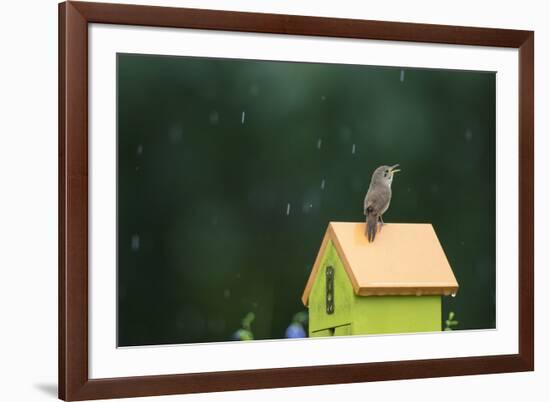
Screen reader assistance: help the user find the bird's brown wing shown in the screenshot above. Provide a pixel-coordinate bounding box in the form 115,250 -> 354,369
364,186 -> 391,242
365,185 -> 391,215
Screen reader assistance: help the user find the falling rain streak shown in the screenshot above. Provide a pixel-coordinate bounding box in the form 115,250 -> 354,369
241,111 -> 246,124
400,69 -> 405,82
131,234 -> 140,251
286,203 -> 291,216
352,144 -> 356,154
209,111 -> 219,125
317,138 -> 322,149
302,202 -> 313,214
320,179 -> 325,190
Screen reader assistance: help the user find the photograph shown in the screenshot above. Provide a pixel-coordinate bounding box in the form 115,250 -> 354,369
117,53 -> 495,347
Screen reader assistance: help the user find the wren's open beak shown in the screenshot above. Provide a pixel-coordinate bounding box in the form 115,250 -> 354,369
390,164 -> 401,175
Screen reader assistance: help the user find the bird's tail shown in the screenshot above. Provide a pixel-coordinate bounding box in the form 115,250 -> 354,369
365,207 -> 377,242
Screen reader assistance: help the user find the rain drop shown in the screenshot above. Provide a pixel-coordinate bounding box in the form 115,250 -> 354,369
131,234 -> 140,251
209,111 -> 219,125
169,126 -> 183,143
400,69 -> 405,82
302,202 -> 314,214
317,138 -> 322,149
286,203 -> 291,216
352,144 -> 356,154
241,111 -> 246,124
451,293 -> 457,298
249,84 -> 259,96
320,179 -> 326,190
321,95 -> 326,101
136,144 -> 143,155
465,129 -> 473,141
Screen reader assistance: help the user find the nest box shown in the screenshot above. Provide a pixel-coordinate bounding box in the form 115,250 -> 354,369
301,222 -> 459,337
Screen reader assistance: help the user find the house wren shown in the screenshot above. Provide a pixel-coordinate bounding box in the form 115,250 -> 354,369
364,164 -> 400,242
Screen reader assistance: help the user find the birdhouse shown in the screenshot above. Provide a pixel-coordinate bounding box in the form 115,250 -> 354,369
301,222 -> 459,337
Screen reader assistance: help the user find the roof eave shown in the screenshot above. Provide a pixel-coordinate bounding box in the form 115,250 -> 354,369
356,285 -> 459,297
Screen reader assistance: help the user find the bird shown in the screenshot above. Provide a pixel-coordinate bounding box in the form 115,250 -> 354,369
364,164 -> 400,242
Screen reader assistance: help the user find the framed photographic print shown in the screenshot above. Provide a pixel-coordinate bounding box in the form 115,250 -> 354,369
59,1 -> 534,400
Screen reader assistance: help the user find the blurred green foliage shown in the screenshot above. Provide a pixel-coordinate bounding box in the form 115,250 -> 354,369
232,312 -> 255,341
444,311 -> 459,331
117,53 -> 495,346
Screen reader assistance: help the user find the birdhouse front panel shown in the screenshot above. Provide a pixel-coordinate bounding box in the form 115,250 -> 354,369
352,295 -> 441,335
308,240 -> 354,335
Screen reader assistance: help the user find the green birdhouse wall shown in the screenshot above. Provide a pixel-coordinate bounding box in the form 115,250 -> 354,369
302,223 -> 459,337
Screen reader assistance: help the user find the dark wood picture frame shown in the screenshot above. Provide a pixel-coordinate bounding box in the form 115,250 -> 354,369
59,1 -> 534,400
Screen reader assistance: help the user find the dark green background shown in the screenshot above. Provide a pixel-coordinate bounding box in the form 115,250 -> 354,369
117,53 -> 496,346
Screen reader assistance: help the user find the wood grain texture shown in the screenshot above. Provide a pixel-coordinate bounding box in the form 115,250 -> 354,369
72,1 -> 531,47
58,4 -> 66,399
518,33 -> 535,370
59,2 -> 89,400
58,1 -> 534,400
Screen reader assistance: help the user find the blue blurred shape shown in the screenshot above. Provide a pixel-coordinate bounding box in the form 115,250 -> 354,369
285,323 -> 306,338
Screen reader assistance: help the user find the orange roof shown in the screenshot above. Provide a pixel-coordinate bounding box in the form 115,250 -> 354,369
301,222 -> 459,305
